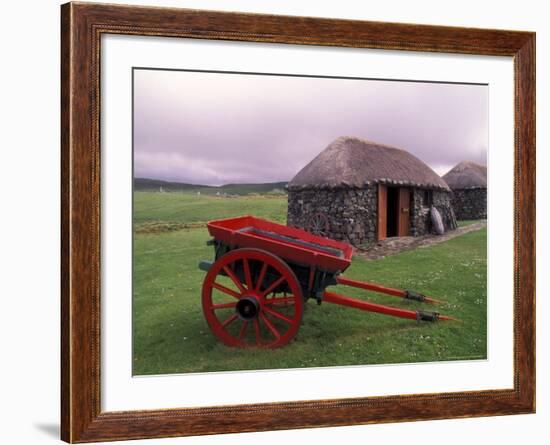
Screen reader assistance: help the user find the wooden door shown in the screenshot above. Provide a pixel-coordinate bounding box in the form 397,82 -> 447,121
397,188 -> 410,236
377,184 -> 387,240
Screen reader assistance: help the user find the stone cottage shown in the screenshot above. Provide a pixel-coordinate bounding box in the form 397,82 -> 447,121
287,136 -> 457,246
442,161 -> 487,220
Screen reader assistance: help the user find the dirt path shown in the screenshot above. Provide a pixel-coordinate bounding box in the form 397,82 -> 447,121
355,221 -> 487,260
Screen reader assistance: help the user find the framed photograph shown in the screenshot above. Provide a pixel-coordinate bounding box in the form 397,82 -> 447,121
61,2 -> 535,442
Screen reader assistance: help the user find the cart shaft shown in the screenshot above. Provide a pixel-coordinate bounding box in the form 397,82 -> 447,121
323,291 -> 454,322
336,276 -> 441,304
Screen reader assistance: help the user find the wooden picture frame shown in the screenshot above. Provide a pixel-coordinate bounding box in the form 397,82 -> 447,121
61,2 -> 535,442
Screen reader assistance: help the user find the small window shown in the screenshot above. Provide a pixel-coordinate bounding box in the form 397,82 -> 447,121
422,190 -> 433,207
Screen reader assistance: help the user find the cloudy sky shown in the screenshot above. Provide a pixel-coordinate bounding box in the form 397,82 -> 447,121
133,68 -> 487,186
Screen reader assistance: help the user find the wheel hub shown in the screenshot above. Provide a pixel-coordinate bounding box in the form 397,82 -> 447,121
236,296 -> 260,321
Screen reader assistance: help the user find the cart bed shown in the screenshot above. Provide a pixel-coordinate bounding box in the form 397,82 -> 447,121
207,215 -> 353,273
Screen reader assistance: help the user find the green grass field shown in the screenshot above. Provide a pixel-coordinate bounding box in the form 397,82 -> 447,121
134,191 -> 287,233
133,191 -> 487,375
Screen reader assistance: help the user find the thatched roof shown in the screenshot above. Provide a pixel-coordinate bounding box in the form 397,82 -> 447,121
289,136 -> 450,191
442,161 -> 487,189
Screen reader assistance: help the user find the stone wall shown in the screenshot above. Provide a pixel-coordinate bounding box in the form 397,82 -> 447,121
410,189 -> 430,237
287,186 -> 457,247
410,189 -> 457,236
450,188 -> 487,220
287,186 -> 377,246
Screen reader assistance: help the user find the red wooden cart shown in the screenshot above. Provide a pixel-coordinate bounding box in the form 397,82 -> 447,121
199,215 -> 454,348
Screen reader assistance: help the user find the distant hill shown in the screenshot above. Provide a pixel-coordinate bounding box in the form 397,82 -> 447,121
134,178 -> 288,195
134,178 -> 213,191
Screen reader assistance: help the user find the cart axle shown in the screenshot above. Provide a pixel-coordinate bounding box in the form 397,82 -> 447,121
236,296 -> 260,321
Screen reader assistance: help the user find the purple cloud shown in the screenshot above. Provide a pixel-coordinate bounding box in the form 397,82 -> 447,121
134,69 -> 487,185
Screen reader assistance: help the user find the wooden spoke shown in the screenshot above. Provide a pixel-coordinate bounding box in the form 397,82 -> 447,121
239,321 -> 248,340
211,301 -> 237,310
261,275 -> 286,297
222,265 -> 246,294
253,319 -> 262,346
212,282 -> 241,299
243,258 -> 253,290
262,306 -> 293,324
221,313 -> 238,329
260,313 -> 281,340
255,262 -> 268,292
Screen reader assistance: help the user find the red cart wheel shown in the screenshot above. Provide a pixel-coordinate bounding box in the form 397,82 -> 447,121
202,248 -> 303,348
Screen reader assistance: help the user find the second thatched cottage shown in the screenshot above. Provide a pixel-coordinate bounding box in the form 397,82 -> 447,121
442,161 -> 487,220
287,136 -> 457,246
